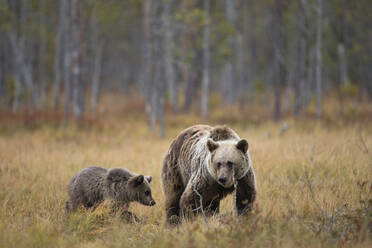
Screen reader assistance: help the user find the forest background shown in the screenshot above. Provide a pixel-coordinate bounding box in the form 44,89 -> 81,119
0,1 -> 371,247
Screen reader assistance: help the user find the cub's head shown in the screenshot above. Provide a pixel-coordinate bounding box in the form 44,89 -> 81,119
207,138 -> 250,188
128,175 -> 156,206
106,169 -> 155,206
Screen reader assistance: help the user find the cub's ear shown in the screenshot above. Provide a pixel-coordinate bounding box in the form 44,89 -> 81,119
236,139 -> 249,154
107,169 -> 124,182
129,175 -> 144,187
145,176 -> 152,183
207,139 -> 219,153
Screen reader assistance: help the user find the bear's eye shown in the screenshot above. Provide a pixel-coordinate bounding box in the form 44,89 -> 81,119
227,161 -> 233,168
217,162 -> 222,168
145,191 -> 150,196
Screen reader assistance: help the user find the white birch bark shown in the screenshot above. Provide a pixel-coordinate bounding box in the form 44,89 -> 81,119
201,0 -> 210,119
163,0 -> 178,113
315,0 -> 323,119
224,0 -> 235,104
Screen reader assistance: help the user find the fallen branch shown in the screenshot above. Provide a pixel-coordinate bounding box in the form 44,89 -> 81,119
232,169 -> 238,222
193,187 -> 209,226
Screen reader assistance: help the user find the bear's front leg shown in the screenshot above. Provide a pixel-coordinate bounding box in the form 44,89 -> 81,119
236,168 -> 256,215
180,182 -> 206,221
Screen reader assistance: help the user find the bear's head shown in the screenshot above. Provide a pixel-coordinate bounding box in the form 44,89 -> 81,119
106,169 -> 156,206
207,138 -> 250,188
128,174 -> 156,206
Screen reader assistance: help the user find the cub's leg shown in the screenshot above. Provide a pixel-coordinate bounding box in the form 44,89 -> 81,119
162,157 -> 185,225
235,168 -> 257,215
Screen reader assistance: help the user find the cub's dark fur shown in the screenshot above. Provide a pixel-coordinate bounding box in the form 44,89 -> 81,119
66,166 -> 155,220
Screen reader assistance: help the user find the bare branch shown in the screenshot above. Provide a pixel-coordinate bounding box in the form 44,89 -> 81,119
193,187 -> 209,226
232,169 -> 238,222
303,166 -> 328,218
357,131 -> 372,161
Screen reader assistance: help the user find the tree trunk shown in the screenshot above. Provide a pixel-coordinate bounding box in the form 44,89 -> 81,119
201,0 -> 210,119
0,39 -> 6,107
9,34 -> 36,112
38,0 -> 47,108
12,61 -> 22,113
305,47 -> 315,107
8,0 -> 37,112
182,0 -> 197,112
294,0 -> 306,115
90,12 -> 103,113
224,0 -> 235,104
153,37 -> 165,137
272,0 -> 282,121
146,0 -> 166,137
241,0 -> 256,109
163,0 -> 178,113
337,43 -> 347,115
315,0 -> 323,120
142,0 -> 154,129
71,0 -> 84,122
53,0 -> 68,111
63,0 -> 72,127
91,41 -> 103,113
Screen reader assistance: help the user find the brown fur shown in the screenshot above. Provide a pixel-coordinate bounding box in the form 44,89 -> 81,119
161,125 -> 256,225
66,166 -> 156,222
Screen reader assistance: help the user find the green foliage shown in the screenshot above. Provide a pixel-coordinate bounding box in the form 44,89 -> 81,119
0,0 -> 13,32
0,0 -> 371,115
341,83 -> 358,97
214,20 -> 235,59
255,80 -> 266,94
94,1 -> 122,32
5,75 -> 15,102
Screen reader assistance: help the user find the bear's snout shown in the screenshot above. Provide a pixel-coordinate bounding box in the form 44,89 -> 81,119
149,200 -> 156,206
218,177 -> 227,184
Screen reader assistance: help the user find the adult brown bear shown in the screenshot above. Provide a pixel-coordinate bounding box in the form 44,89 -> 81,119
161,125 -> 256,225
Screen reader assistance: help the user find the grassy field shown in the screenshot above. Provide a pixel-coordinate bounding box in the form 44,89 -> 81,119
0,100 -> 371,248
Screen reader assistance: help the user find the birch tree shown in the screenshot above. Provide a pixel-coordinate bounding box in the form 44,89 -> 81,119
294,0 -> 306,115
224,0 -> 235,104
8,0 -> 37,112
272,0 -> 283,121
63,0 -> 72,126
163,0 -> 178,113
38,0 -> 46,108
90,11 -> 103,113
53,0 -> 68,111
142,0 -> 154,129
71,0 -> 84,121
201,0 -> 210,118
315,0 -> 323,119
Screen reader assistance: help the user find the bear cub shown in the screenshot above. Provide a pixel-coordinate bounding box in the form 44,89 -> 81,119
66,166 -> 156,219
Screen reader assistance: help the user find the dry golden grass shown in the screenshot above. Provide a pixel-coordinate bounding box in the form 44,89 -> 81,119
0,99 -> 371,248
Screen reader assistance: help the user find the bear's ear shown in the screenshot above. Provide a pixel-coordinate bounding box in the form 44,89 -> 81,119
145,176 -> 152,183
129,175 -> 144,187
207,139 -> 219,153
236,139 -> 249,154
107,169 -> 124,182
